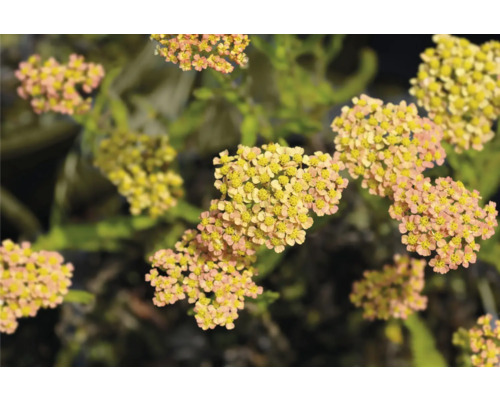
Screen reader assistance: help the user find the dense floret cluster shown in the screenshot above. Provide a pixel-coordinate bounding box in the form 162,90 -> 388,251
389,175 -> 498,273
410,35 -> 500,151
332,95 -> 445,197
15,54 -> 104,115
147,144 -> 349,330
94,131 -> 184,217
0,240 -> 73,334
212,144 -> 348,252
454,314 -> 500,367
350,254 -> 427,320
150,34 -> 250,74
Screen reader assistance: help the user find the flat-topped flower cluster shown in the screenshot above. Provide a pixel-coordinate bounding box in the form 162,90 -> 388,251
390,175 -> 497,273
150,34 -> 250,74
94,131 -> 184,218
410,34 -> 500,151
147,143 -> 349,329
454,314 -> 500,367
332,95 -> 445,198
0,240 -> 73,334
15,54 -> 104,115
350,254 -> 427,320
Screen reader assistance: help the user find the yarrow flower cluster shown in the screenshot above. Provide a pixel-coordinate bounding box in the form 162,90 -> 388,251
147,143 -> 349,330
0,240 -> 73,334
389,175 -> 498,273
15,54 -> 104,115
410,35 -> 500,151
212,143 -> 348,252
94,131 -> 184,218
454,314 -> 500,367
350,254 -> 427,320
150,34 -> 250,74
147,230 -> 261,331
332,95 -> 445,198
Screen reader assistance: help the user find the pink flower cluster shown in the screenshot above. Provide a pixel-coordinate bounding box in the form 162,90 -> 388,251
350,254 -> 427,320
332,95 -> 445,197
15,54 -> 104,115
150,34 -> 250,74
147,230 -> 260,331
0,240 -> 73,334
455,314 -> 500,367
410,35 -> 500,151
390,175 -> 498,273
147,143 -> 349,330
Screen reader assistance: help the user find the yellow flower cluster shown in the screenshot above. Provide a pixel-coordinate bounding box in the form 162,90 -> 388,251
332,95 -> 445,197
147,143 -> 349,330
212,143 -> 348,252
454,314 -> 500,367
350,254 -> 427,320
151,34 -> 250,74
94,131 -> 183,218
0,240 -> 73,334
410,35 -> 500,151
15,54 -> 104,115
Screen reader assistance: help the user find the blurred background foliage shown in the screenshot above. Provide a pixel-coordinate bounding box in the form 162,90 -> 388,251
1,34 -> 499,366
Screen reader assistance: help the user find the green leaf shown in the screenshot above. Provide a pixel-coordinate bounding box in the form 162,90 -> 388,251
247,290 -> 280,313
33,215 -> 158,252
110,97 -> 129,131
404,314 -> 447,367
255,247 -> 286,280
64,289 -> 95,305
193,87 -> 215,101
166,199 -> 202,224
240,114 -> 259,146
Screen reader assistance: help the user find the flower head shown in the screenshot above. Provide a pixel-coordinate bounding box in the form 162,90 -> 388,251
0,240 -> 73,334
15,54 -> 104,115
453,314 -> 500,367
410,35 -> 500,151
94,131 -> 184,217
350,254 -> 427,320
151,34 -> 250,74
389,175 -> 498,273
332,95 -> 445,197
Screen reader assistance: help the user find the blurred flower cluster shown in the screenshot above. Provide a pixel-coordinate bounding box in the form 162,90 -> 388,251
15,54 -> 104,115
332,95 -> 445,197
94,131 -> 184,218
454,314 -> 500,367
150,34 -> 250,73
390,176 -> 498,273
350,254 -> 427,320
147,143 -> 349,330
0,240 -> 73,334
410,35 -> 500,151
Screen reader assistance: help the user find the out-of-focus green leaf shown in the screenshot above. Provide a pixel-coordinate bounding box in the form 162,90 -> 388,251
110,97 -> 129,131
240,114 -> 259,146
404,314 -> 447,367
166,199 -> 202,224
247,290 -> 280,313
255,248 -> 286,280
193,87 -> 215,101
33,215 -> 157,252
64,289 -> 95,305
